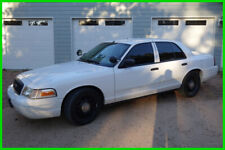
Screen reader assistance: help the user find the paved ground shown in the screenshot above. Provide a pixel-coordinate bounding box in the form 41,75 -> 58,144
3,70 -> 223,147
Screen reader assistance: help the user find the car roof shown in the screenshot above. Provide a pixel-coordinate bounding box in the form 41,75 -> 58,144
111,38 -> 178,45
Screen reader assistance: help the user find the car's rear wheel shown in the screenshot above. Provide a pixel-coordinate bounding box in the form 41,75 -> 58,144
179,71 -> 201,97
63,88 -> 103,125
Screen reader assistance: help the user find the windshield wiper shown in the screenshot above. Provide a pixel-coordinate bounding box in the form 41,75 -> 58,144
80,58 -> 99,64
86,59 -> 99,64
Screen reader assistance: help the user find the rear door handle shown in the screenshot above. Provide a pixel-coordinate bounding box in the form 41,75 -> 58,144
151,67 -> 159,71
182,63 -> 187,66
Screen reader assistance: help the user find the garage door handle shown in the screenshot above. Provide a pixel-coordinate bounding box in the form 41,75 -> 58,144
182,63 -> 187,66
151,67 -> 159,71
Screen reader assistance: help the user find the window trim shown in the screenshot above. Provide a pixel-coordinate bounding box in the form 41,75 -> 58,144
118,42 -> 156,69
154,41 -> 187,63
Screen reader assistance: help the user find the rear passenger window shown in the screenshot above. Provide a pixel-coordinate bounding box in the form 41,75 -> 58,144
155,42 -> 186,62
171,43 -> 186,59
124,43 -> 154,66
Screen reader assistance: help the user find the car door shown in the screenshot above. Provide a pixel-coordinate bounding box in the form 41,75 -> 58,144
114,42 -> 161,102
153,41 -> 188,92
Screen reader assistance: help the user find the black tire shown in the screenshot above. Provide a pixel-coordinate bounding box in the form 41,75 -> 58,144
179,71 -> 201,97
63,88 -> 103,125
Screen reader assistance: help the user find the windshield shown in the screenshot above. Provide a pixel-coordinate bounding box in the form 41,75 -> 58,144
78,42 -> 130,67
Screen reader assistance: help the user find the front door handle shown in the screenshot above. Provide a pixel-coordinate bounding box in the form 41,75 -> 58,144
182,63 -> 187,66
151,67 -> 159,71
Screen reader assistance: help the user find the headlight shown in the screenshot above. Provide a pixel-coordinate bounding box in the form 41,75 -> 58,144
22,87 -> 57,99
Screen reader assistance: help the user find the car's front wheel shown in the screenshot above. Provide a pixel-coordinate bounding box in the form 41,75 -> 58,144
179,71 -> 201,97
63,87 -> 103,125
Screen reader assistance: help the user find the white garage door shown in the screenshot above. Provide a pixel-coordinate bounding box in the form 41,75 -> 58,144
73,18 -> 132,59
151,18 -> 216,55
3,19 -> 54,69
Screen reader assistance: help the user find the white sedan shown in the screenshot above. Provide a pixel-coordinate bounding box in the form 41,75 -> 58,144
7,39 -> 218,125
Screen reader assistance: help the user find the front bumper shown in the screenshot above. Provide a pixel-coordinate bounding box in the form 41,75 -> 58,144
7,85 -> 62,119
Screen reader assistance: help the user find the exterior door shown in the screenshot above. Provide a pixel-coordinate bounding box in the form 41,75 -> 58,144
153,41 -> 188,91
114,42 -> 161,102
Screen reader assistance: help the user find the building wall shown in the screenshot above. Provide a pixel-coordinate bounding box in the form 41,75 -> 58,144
3,2 -> 223,68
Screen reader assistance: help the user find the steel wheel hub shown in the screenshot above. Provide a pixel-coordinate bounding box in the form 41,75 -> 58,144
81,102 -> 91,113
188,80 -> 195,90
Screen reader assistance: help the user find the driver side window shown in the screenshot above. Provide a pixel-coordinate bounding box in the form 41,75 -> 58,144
121,42 -> 154,67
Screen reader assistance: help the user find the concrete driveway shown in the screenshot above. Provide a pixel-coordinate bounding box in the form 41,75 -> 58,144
3,70 -> 222,147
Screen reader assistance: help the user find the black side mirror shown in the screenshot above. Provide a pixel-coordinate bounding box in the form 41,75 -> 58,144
76,49 -> 83,56
120,58 -> 135,68
109,56 -> 118,64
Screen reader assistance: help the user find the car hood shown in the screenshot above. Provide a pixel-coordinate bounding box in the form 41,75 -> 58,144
17,61 -> 111,88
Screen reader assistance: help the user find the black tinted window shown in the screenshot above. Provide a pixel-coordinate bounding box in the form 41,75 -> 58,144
4,21 -> 22,25
28,20 -> 48,26
186,20 -> 206,25
171,43 -> 186,59
79,20 -> 98,26
156,42 -> 186,62
158,20 -> 178,25
105,20 -> 125,26
125,43 -> 154,66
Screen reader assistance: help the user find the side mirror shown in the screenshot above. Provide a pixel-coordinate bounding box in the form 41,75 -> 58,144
109,56 -> 118,64
76,49 -> 83,56
120,58 -> 135,68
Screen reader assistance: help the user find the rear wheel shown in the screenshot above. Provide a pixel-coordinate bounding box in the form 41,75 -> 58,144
63,88 -> 103,125
179,71 -> 201,97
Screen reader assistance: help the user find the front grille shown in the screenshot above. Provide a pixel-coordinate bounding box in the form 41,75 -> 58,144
13,79 -> 24,95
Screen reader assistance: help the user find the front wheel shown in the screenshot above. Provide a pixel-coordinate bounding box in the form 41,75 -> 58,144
179,71 -> 201,97
63,88 -> 103,125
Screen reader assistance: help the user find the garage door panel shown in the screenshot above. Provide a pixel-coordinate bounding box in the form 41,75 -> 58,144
151,18 -> 216,55
3,19 -> 54,69
73,19 -> 132,59
151,19 -> 182,40
181,19 -> 215,55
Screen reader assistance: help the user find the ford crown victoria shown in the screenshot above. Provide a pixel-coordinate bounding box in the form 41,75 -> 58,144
7,39 -> 218,125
